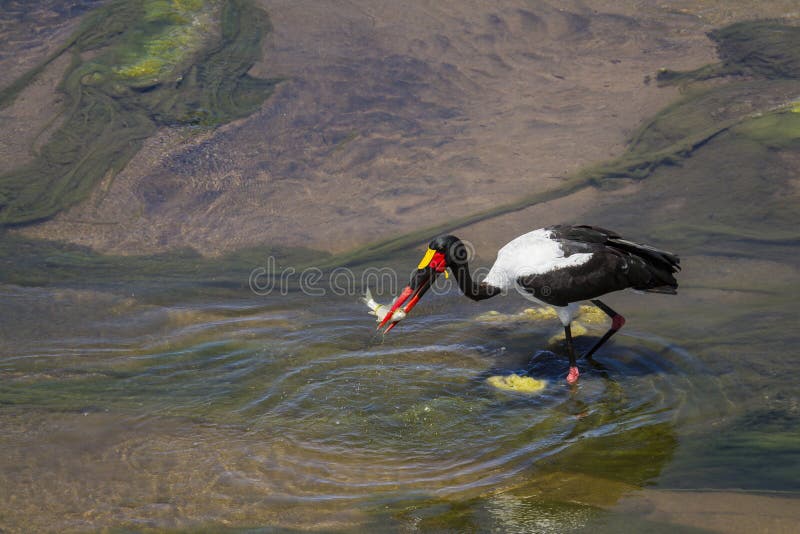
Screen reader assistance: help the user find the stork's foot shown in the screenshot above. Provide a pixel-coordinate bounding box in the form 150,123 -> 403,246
566,366 -> 580,385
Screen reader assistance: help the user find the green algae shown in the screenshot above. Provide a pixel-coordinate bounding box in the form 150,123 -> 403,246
664,408 -> 800,491
711,21 -> 800,78
0,0 -> 278,226
112,0 -> 217,87
733,106 -> 800,149
657,21 -> 800,84
381,422 -> 678,531
0,231 -> 322,290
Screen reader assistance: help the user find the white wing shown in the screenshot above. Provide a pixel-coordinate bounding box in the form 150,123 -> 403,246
483,228 -> 593,290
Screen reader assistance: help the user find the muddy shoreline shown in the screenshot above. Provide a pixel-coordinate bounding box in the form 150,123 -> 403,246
2,2 -> 798,261
4,0 -> 723,255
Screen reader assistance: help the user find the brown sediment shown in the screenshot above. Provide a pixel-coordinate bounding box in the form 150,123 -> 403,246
15,0 -> 723,255
0,53 -> 72,175
657,0 -> 800,26
4,1 -> 800,260
0,411 -> 372,532
0,1 -> 102,89
616,490 -> 800,534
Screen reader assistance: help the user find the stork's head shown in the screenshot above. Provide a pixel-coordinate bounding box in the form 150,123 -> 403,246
378,235 -> 467,332
428,235 -> 471,267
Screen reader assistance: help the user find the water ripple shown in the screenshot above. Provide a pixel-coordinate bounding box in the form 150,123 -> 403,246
0,292 -> 708,510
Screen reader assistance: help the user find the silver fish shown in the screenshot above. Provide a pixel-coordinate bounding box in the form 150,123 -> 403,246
362,288 -> 406,324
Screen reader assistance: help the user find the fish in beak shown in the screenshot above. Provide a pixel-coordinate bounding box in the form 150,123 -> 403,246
362,288 -> 407,324
378,247 -> 449,333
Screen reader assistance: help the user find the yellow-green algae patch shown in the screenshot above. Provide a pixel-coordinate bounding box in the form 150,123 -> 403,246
732,106 -> 800,149
112,0 -> 218,87
0,0 -> 278,226
474,306 -> 608,345
475,305 -> 607,325
486,374 -> 547,394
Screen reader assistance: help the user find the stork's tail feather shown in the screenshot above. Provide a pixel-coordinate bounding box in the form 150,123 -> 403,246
609,238 -> 680,293
609,238 -> 681,273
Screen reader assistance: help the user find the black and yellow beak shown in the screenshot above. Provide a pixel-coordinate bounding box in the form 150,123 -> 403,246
378,248 -> 449,333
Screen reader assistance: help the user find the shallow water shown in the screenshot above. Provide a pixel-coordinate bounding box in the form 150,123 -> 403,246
4,275 -> 792,531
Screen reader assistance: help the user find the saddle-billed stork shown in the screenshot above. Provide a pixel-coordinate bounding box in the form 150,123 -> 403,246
377,225 -> 680,384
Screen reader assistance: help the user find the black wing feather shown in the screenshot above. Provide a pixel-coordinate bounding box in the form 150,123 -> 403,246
518,225 -> 680,306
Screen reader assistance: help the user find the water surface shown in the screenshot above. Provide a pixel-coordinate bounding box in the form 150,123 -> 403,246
3,255 -> 797,532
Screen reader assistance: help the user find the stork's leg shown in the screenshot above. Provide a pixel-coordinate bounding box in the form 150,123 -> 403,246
584,299 -> 626,360
564,324 -> 579,384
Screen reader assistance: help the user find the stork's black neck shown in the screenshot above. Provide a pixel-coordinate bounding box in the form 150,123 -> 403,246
430,234 -> 501,301
450,262 -> 501,301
